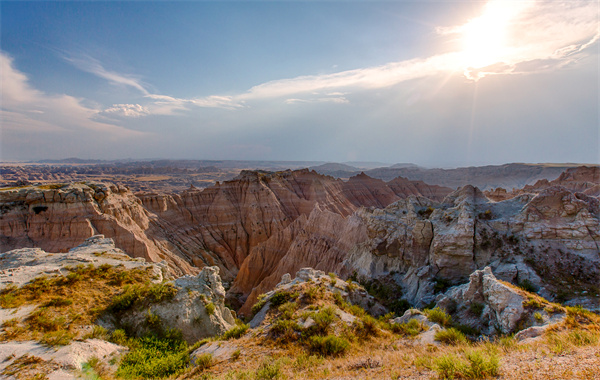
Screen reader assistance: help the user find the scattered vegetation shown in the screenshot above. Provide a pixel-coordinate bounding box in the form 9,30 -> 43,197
308,335 -> 350,357
434,328 -> 468,346
389,318 -> 427,336
424,307 -> 452,327
222,324 -> 249,340
434,349 -> 499,379
115,329 -> 190,379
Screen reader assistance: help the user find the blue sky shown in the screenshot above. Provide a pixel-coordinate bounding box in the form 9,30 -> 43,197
1,1 -> 598,167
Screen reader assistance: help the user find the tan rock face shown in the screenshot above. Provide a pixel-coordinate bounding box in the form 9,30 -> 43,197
0,183 -> 197,275
1,170 -> 446,287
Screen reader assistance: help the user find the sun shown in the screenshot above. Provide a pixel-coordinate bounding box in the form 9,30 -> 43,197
458,2 -> 524,68
461,16 -> 507,68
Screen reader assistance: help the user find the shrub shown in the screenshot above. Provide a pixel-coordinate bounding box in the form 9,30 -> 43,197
83,325 -> 108,340
271,319 -> 302,342
223,324 -> 249,340
469,302 -> 485,316
205,302 -> 216,315
251,294 -> 268,315
304,307 -> 336,337
308,335 -> 350,357
353,314 -> 380,339
278,301 -> 297,320
27,308 -> 66,332
433,278 -> 452,294
435,350 -> 499,379
391,318 -> 427,336
109,282 -> 177,313
116,333 -> 189,379
40,330 -> 74,346
424,307 -> 452,327
435,328 -> 468,345
534,312 -> 544,323
270,290 -> 297,308
110,329 -> 129,346
44,297 -> 73,307
254,357 -> 284,380
195,353 -> 213,370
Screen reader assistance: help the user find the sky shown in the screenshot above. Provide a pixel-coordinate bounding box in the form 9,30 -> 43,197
1,0 -> 598,167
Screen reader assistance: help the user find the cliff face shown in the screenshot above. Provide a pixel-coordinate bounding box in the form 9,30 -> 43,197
486,166 -> 600,201
1,169 -> 447,283
2,168 -> 598,313
342,185 -> 600,308
0,183 -> 198,276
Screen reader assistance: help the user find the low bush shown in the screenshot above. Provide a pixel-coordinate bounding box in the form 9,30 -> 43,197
223,324 -> 249,340
434,349 -> 499,379
434,328 -> 468,345
270,290 -> 298,308
40,330 -> 74,347
304,306 -> 336,337
194,353 -> 213,370
116,332 -> 189,379
424,307 -> 452,327
254,357 -> 284,380
390,318 -> 427,336
205,302 -> 216,315
469,302 -> 485,316
353,314 -> 380,339
251,294 -> 268,315
308,335 -> 350,357
518,279 -> 538,293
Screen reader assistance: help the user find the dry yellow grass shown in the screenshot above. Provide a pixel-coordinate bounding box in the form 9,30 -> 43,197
0,264 -> 155,344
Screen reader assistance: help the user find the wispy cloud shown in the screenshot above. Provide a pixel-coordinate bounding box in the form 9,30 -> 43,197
64,54 -> 150,95
55,0 -> 600,121
1,51 -> 145,137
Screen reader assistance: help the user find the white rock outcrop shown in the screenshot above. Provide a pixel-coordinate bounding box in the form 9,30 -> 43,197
116,266 -> 236,344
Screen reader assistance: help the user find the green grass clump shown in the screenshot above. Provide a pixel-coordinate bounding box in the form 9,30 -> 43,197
308,335 -> 350,357
205,302 -> 216,315
353,314 -> 380,339
434,328 -> 468,345
40,330 -> 74,347
222,324 -> 249,340
271,319 -> 302,342
304,306 -> 336,337
270,290 -> 299,308
116,331 -> 189,379
424,307 -> 452,327
434,349 -> 500,379
254,357 -> 284,380
390,318 -> 427,336
251,294 -> 268,316
109,282 -> 177,312
194,353 -> 213,370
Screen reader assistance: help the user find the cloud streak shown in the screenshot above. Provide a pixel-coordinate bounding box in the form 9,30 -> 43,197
1,52 -> 145,137
65,54 -> 150,95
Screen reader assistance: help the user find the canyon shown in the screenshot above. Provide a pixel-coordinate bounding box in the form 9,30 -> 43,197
1,165 -> 598,317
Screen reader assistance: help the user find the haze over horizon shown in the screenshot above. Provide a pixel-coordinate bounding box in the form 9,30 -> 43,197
1,1 -> 598,167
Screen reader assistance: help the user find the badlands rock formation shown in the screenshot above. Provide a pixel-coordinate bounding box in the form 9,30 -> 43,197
1,167 -> 598,316
341,185 -> 599,308
113,265 -> 236,344
435,267 -> 565,335
0,169 -> 449,284
485,166 -> 600,201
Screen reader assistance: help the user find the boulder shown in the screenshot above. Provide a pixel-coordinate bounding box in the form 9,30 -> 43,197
115,266 -> 236,344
